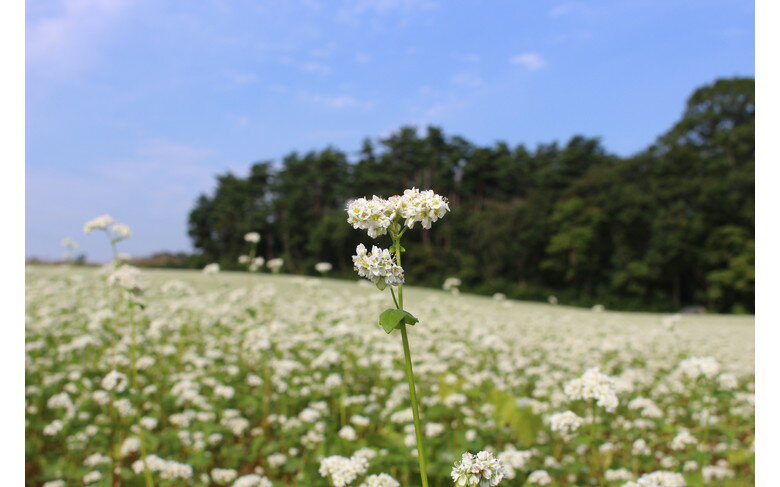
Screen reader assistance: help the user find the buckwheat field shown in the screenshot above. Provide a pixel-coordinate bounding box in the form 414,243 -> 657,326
25,263 -> 754,487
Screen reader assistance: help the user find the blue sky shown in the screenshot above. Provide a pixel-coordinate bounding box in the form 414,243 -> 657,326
26,0 -> 754,262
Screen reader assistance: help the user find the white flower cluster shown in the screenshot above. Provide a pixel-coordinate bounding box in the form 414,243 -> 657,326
564,367 -> 619,412
352,244 -> 404,289
232,474 -> 273,487
267,258 -> 284,273
622,470 -> 686,487
244,232 -> 261,243
203,263 -> 220,275
359,473 -> 400,487
315,262 -> 333,274
346,188 -> 450,238
112,223 -> 132,240
83,214 -> 115,233
132,455 -> 193,481
451,451 -> 507,487
548,410 -> 583,437
107,264 -> 143,294
676,356 -> 720,380
318,454 -> 369,487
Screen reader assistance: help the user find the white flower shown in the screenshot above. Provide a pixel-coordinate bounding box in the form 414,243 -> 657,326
315,262 -> 333,274
346,196 -> 397,238
107,264 -> 143,294
564,367 -> 619,412
211,468 -> 238,484
83,470 -> 102,484
346,188 -> 450,237
352,244 -> 404,289
527,470 -> 552,485
267,258 -> 284,273
338,425 -> 357,441
443,277 -> 462,292
60,237 -> 78,249
250,257 -> 265,271
238,255 -> 250,264
83,214 -> 114,233
451,451 -> 506,487
203,263 -> 220,274
629,470 -> 686,487
319,455 -> 369,487
548,411 -> 583,436
394,187 -> 450,230
670,430 -> 697,450
245,232 -> 261,243
360,473 -> 400,487
112,223 -> 132,240
232,474 -> 272,487
101,370 -> 128,392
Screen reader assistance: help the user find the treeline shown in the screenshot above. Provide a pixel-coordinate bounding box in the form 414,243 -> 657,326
187,77 -> 754,313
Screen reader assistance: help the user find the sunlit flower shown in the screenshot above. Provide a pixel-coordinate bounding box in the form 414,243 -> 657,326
352,244 -> 404,289
83,214 -> 114,234
451,451 -> 506,487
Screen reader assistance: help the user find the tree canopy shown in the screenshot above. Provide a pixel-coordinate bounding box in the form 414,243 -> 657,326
187,77 -> 754,313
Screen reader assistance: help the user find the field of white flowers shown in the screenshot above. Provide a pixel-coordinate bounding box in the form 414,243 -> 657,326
26,264 -> 754,487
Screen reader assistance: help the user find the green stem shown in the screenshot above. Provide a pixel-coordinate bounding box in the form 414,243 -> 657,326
400,324 -> 428,487
590,402 -> 603,487
392,235 -> 428,487
128,299 -> 155,487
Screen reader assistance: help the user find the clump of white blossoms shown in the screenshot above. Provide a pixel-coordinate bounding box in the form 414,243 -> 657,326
83,214 -> 134,263
244,232 -> 260,243
548,410 -> 584,437
267,258 -> 284,274
352,244 -> 404,290
203,263 -> 220,275
623,470 -> 686,487
315,262 -> 333,275
107,264 -> 144,295
443,277 -> 462,293
60,237 -> 78,261
318,454 -> 369,487
346,188 -> 450,238
451,451 -> 507,487
564,367 -> 619,412
83,214 -> 115,233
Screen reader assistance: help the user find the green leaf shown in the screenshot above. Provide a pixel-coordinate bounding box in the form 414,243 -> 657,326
378,308 -> 418,334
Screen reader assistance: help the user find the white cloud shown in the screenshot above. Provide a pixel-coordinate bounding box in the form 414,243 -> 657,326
509,52 -> 547,71
336,0 -> 438,26
27,0 -> 136,75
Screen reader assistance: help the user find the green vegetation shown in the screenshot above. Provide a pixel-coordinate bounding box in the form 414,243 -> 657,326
187,77 -> 754,313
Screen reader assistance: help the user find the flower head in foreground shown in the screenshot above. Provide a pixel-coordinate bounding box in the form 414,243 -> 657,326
346,188 -> 450,238
83,214 -> 115,234
318,454 -> 369,487
451,451 -> 506,487
244,232 -> 261,243
564,367 -> 619,412
352,244 -> 404,290
203,263 -> 220,275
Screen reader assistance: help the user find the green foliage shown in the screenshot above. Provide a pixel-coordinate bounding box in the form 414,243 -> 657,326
186,77 -> 754,313
378,309 -> 419,334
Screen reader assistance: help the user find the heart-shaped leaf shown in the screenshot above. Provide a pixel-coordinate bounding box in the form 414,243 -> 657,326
378,308 -> 419,334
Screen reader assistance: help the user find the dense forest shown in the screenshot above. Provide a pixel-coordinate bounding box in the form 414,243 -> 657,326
186,77 -> 754,313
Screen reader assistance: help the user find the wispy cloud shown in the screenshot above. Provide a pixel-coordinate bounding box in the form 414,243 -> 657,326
335,0 -> 438,26
509,52 -> 547,70
27,0 -> 136,75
